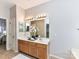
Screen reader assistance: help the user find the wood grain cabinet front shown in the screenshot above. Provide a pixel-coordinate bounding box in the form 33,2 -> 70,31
18,40 -> 29,53
29,42 -> 38,57
18,40 -> 48,59
37,44 -> 47,59
37,47 -> 47,59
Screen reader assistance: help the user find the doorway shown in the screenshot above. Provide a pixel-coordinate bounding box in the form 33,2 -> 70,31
0,18 -> 6,50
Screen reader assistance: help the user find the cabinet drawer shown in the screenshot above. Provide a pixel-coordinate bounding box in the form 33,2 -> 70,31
18,40 -> 29,46
29,42 -> 37,46
37,43 -> 47,48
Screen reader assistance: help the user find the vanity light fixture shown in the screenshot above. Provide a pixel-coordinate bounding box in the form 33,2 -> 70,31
37,13 -> 47,19
26,13 -> 47,21
26,16 -> 33,20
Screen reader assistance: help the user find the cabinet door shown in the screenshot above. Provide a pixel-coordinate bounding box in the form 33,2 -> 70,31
38,47 -> 47,59
37,44 -> 47,59
29,42 -> 37,57
18,40 -> 22,51
19,45 -> 29,53
18,40 -> 29,54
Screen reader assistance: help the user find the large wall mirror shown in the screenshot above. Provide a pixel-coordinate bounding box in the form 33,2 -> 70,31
24,14 -> 49,38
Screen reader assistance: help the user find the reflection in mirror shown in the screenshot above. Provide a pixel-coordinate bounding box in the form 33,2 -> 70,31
19,22 -> 24,32
25,22 -> 30,32
25,14 -> 49,38
31,20 -> 44,37
46,24 -> 49,38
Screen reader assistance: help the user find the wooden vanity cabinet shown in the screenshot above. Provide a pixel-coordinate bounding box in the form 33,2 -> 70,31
18,40 -> 48,59
18,40 -> 29,54
29,42 -> 38,57
37,44 -> 47,59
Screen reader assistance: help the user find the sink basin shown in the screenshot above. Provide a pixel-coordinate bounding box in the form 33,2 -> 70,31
28,38 -> 37,41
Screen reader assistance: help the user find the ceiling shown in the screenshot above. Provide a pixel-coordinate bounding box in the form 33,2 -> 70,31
0,0 -> 50,9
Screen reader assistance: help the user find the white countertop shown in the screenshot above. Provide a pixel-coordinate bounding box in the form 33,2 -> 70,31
17,37 -> 50,45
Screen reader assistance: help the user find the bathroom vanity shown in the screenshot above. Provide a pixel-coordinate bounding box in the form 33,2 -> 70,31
18,13 -> 50,59
18,38 -> 50,59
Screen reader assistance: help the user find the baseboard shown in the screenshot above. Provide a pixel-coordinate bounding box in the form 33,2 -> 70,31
6,47 -> 11,51
49,54 -> 64,59
14,50 -> 18,53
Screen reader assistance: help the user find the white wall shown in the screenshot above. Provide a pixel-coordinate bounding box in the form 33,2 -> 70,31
0,2 -> 10,19
25,0 -> 79,58
0,2 -> 10,50
50,0 -> 79,57
52,0 -> 79,57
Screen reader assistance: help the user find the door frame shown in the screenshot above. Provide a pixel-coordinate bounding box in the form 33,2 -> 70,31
0,18 -> 8,50
6,18 -> 10,50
